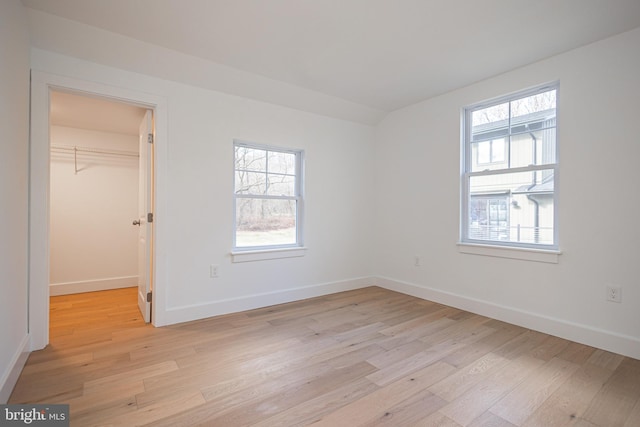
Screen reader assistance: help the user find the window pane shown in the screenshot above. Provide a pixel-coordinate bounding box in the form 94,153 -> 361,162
471,102 -> 509,142
468,169 -> 554,245
267,174 -> 295,196
511,89 -> 556,118
268,151 -> 296,174
477,140 -> 490,164
235,198 -> 297,247
235,146 -> 266,172
235,171 -> 266,195
509,129 -> 556,168
471,138 -> 508,172
491,139 -> 505,162
510,90 -> 556,136
469,197 -> 509,241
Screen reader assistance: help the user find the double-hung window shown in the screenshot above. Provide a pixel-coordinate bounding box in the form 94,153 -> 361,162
233,141 -> 304,251
461,84 -> 558,250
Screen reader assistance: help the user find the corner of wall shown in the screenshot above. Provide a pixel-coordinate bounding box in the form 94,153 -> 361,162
375,276 -> 640,360
0,335 -> 30,404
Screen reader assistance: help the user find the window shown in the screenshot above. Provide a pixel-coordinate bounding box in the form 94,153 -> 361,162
477,138 -> 506,164
233,141 -> 304,251
461,84 -> 558,250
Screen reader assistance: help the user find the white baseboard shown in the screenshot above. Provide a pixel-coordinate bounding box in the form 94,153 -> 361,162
163,276 -> 374,325
376,277 -> 640,360
152,274 -> 640,360
49,276 -> 138,296
0,334 -> 30,404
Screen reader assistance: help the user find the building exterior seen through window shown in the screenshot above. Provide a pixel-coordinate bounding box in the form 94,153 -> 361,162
462,84 -> 558,249
233,141 -> 304,250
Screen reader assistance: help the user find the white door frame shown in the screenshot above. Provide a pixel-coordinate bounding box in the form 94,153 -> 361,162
29,71 -> 168,351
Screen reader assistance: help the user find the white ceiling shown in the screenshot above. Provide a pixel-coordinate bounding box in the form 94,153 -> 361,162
23,0 -> 640,113
50,91 -> 147,136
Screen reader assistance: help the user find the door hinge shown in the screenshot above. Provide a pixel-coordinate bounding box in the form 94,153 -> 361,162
147,213 -> 153,223
146,291 -> 152,303
147,133 -> 154,144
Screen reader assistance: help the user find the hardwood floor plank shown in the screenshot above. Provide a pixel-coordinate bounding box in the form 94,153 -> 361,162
9,353 -> 125,403
411,411 -> 463,426
367,339 -> 430,369
204,356 -> 373,407
556,341 -> 597,365
67,380 -> 145,415
8,286 -> 639,426
310,362 -> 456,426
468,411 -> 517,427
120,390 -> 206,427
251,377 -> 379,427
151,362 -> 378,427
587,348 -> 625,370
429,352 -> 510,402
207,361 -> 377,426
521,362 -> 614,427
528,335 -> 572,361
83,360 -> 179,395
378,315 -> 457,350
368,326 -> 495,387
20,352 -> 94,375
489,357 -> 580,425
439,355 -> 545,426
623,398 -> 640,427
582,358 -> 640,427
378,307 -> 455,337
442,322 -> 526,369
71,397 -> 140,426
492,329 -> 550,359
360,388 -> 447,426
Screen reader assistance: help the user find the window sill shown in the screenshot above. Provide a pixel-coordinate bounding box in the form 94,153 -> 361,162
231,247 -> 307,263
457,242 -> 561,264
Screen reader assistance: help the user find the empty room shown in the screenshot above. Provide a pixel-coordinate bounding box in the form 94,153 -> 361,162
1,0 -> 639,426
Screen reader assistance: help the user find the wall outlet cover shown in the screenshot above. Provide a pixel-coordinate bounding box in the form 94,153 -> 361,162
606,284 -> 622,303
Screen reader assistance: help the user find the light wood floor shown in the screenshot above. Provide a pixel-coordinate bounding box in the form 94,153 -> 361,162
9,286 -> 640,426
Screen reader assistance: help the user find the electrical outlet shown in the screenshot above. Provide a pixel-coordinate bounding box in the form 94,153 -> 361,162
210,264 -> 219,278
606,284 -> 621,303
414,256 -> 421,267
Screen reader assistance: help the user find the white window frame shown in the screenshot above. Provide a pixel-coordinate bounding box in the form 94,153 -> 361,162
460,83 -> 560,258
232,140 -> 305,259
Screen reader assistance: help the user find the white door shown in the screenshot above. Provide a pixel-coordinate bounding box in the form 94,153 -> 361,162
136,109 -> 153,322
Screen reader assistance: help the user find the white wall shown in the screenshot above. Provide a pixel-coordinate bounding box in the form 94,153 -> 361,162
25,6 -> 640,360
49,126 -> 139,295
0,0 -> 30,403
374,27 -> 640,358
30,46 -> 375,326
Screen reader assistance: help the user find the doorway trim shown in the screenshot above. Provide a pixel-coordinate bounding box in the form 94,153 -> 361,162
29,71 -> 168,350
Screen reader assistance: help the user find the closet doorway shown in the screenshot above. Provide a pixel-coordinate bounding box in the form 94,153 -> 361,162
49,90 -> 154,324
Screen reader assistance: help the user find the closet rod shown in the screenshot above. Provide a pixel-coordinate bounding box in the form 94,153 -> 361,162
50,144 -> 139,174
50,144 -> 139,158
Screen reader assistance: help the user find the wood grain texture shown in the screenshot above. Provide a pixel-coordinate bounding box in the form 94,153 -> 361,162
9,286 -> 640,426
